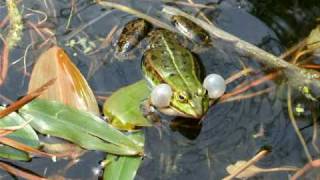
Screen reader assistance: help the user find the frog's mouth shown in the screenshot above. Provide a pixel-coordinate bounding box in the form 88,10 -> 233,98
157,106 -> 203,119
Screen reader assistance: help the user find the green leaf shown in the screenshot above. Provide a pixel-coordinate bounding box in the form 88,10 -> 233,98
307,25 -> 320,50
104,155 -> 142,180
103,131 -> 144,180
19,99 -> 143,156
103,80 -> 152,130
0,107 -> 40,161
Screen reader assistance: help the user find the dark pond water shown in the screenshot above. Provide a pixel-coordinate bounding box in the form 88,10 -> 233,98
0,0 -> 320,179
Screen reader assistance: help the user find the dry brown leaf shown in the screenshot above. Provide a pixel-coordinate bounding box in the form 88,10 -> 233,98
28,46 -> 99,115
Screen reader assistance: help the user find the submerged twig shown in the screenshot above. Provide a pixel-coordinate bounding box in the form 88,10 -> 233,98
287,88 -> 313,162
223,149 -> 270,180
0,79 -> 56,118
291,159 -> 320,180
311,108 -> 320,153
63,10 -> 114,41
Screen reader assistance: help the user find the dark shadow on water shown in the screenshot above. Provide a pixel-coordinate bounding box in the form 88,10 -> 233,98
169,117 -> 202,140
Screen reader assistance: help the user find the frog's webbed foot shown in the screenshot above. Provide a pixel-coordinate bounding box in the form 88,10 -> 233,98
140,100 -> 161,124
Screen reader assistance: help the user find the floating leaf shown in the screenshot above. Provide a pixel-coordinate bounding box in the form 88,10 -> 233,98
28,46 -> 99,115
103,80 -> 152,130
103,131 -> 144,180
0,107 -> 39,161
19,99 -> 143,156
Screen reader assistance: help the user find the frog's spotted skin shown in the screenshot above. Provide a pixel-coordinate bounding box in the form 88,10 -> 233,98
115,19 -> 151,58
142,29 -> 209,118
171,15 -> 211,46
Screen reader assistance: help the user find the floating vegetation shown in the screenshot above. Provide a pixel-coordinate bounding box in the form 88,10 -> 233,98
5,0 -> 23,49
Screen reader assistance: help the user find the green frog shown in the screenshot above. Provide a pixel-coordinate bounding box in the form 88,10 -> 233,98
141,29 -> 209,118
105,17 -> 225,130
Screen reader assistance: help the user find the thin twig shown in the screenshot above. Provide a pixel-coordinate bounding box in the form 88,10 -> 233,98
63,10 -> 114,41
187,0 -> 213,25
0,79 -> 56,118
97,1 -> 175,32
0,35 -> 9,86
221,71 -> 279,101
291,159 -> 320,180
287,88 -> 313,162
0,161 -> 48,180
225,68 -> 254,84
220,86 -> 274,103
163,0 -> 216,9
223,149 -> 270,180
311,110 -> 320,153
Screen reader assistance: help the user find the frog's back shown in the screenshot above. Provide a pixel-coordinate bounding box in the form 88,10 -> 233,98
142,30 -> 202,92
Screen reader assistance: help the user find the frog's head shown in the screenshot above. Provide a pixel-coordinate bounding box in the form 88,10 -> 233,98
150,74 -> 226,119
169,88 -> 209,119
151,85 -> 210,119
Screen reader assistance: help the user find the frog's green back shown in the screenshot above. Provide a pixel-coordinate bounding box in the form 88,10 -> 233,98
142,30 -> 203,92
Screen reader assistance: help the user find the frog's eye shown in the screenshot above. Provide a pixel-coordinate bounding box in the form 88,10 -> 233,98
203,73 -> 226,98
151,84 -> 172,108
177,93 -> 188,103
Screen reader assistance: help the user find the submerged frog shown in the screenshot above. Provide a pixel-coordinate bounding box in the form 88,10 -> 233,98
105,17 -> 225,130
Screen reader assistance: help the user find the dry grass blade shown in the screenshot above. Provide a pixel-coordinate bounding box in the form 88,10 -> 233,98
0,161 -> 48,180
220,87 -> 274,103
97,1 -> 175,32
0,35 -> 9,86
0,79 -> 56,118
0,119 -> 31,137
221,71 -> 279,101
0,137 -> 67,159
226,160 -> 298,179
312,111 -> 320,153
164,1 -> 216,9
225,68 -> 254,84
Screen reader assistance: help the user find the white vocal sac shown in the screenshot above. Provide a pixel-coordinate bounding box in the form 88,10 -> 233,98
203,73 -> 226,98
151,83 -> 173,108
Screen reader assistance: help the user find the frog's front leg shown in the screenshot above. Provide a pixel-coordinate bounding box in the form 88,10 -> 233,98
140,99 -> 161,124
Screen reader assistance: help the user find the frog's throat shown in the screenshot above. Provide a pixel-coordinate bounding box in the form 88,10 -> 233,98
157,106 -> 202,119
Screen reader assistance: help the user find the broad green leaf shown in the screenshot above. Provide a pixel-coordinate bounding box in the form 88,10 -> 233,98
0,107 -> 40,161
104,80 -> 152,130
19,99 -> 143,156
28,46 -> 99,115
104,155 -> 142,180
306,25 -> 320,50
103,131 -> 144,180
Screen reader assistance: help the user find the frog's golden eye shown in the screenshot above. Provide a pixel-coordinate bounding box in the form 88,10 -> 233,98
177,93 -> 188,103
